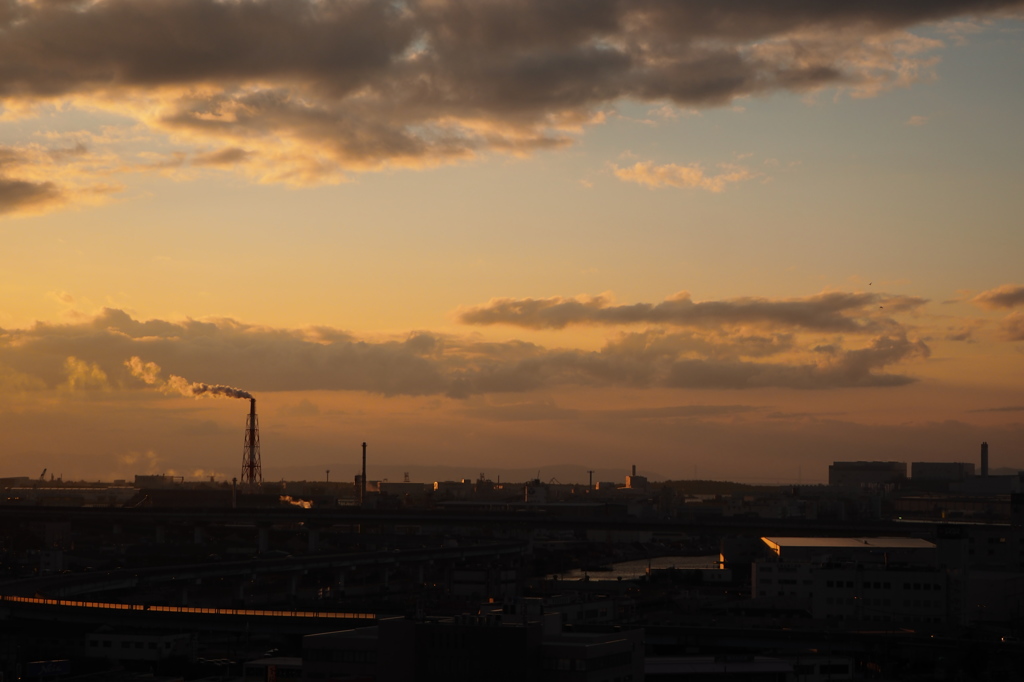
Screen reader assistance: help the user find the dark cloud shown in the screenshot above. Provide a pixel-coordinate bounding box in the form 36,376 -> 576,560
425,327 -> 929,395
973,284 -> 1024,309
0,307 -> 930,397
665,334 -> 929,389
192,147 -> 253,166
1001,313 -> 1024,341
0,177 -> 63,215
0,0 -> 1018,178
967,287 -> 1024,341
0,0 -> 412,96
0,142 -> 119,215
2,308 -> 449,396
602,329 -> 796,365
458,291 -> 926,332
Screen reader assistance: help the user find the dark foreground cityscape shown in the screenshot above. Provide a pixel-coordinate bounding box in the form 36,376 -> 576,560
2,442 -> 1023,681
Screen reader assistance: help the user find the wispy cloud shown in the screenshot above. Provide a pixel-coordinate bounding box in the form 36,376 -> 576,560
973,284 -> 1024,309
0,143 -> 121,216
613,161 -> 754,192
191,148 -> 254,167
1001,313 -> 1024,341
970,285 -> 1024,341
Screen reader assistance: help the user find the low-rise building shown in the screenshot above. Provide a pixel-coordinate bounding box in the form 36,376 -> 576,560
753,536 -> 950,625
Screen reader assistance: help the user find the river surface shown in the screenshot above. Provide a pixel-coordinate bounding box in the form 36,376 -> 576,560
549,555 -> 720,581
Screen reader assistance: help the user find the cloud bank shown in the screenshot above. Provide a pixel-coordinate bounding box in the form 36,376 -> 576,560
0,297 -> 930,398
457,291 -> 927,332
0,0 -> 1019,209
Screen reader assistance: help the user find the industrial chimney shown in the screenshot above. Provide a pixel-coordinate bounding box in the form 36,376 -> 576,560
360,442 -> 367,507
241,398 -> 262,488
981,441 -> 989,477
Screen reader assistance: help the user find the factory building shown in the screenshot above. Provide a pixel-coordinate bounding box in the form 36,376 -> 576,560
828,461 -> 906,489
752,537 -> 952,625
911,462 -> 975,481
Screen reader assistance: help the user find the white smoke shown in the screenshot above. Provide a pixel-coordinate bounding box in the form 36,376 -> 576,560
126,356 -> 253,400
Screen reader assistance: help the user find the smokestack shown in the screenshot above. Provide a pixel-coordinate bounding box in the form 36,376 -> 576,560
361,442 -> 367,506
241,398 -> 262,488
248,397 -> 256,454
981,441 -> 989,477
632,465 -> 636,477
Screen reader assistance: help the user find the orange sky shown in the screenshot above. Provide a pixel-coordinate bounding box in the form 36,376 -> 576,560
1,1 -> 1023,483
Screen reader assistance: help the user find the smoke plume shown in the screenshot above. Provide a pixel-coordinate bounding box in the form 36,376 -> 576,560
126,356 -> 252,400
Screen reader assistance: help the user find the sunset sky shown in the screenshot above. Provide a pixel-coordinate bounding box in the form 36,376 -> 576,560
2,0 -> 1023,484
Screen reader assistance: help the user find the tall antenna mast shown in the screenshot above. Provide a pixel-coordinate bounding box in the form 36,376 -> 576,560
241,398 -> 262,489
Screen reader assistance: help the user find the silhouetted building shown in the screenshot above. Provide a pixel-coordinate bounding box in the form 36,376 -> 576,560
753,537 -> 951,625
911,462 -> 974,481
303,615 -> 644,682
960,472 -> 1024,496
828,461 -> 906,490
625,475 -> 648,492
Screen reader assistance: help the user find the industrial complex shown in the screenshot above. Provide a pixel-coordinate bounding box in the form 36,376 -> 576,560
1,403 -> 1023,680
